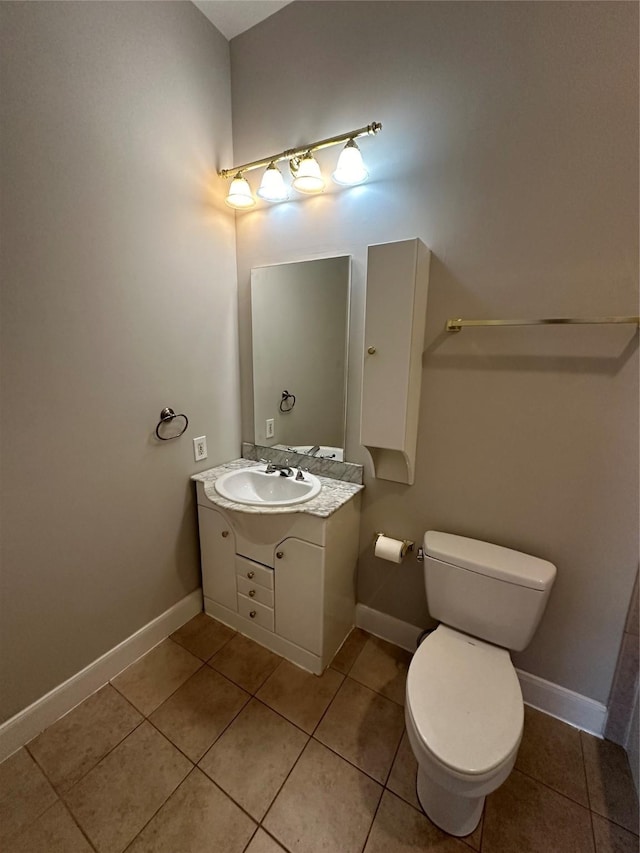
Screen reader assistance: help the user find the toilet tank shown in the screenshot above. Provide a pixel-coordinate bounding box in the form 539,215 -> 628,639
423,531 -> 556,652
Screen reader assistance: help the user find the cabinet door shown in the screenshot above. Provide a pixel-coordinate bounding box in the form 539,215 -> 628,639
274,538 -> 324,655
198,506 -> 237,611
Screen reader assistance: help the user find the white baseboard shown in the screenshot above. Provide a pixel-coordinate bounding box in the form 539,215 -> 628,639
0,589 -> 203,763
355,603 -> 607,737
516,668 -> 607,737
356,603 -> 423,652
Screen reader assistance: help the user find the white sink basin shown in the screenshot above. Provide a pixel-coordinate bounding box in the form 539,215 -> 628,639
214,467 -> 322,507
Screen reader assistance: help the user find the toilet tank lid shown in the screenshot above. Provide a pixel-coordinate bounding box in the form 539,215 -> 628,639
424,531 -> 556,591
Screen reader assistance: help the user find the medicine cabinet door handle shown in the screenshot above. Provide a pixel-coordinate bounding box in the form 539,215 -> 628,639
367,346 -> 377,354
276,551 -> 284,559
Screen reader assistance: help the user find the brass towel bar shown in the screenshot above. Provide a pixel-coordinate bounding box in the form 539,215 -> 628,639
446,316 -> 640,333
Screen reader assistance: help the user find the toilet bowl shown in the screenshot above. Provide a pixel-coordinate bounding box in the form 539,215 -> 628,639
405,531 -> 556,837
405,624 -> 523,836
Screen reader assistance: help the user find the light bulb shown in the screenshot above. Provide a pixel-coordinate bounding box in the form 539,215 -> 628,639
292,153 -> 325,194
257,162 -> 288,202
332,139 -> 368,186
225,173 -> 255,209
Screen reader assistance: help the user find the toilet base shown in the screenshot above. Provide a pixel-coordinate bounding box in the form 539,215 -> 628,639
417,767 -> 484,837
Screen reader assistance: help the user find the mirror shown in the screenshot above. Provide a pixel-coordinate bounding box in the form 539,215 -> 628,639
251,256 -> 350,461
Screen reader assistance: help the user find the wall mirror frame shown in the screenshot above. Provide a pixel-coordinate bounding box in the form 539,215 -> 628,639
250,255 -> 351,461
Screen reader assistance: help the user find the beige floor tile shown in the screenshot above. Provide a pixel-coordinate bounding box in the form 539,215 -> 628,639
209,632 -> 281,693
592,813 -> 640,853
582,732 -> 639,834
245,828 -> 289,853
28,684 -> 142,792
111,639 -> 201,716
65,721 -> 190,853
349,637 -> 411,705
515,705 -> 588,806
126,768 -> 255,853
331,628 -> 370,675
315,677 -> 404,782
170,612 -> 235,660
150,666 -> 249,761
482,768 -> 595,853
199,698 -> 307,820
263,738 -> 381,853
9,801 -> 93,853
256,660 -> 344,733
364,789 -> 469,852
386,730 -> 420,811
0,747 -> 58,846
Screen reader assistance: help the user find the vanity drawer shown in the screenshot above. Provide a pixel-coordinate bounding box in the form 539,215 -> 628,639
235,555 -> 273,590
238,594 -> 274,632
237,575 -> 274,607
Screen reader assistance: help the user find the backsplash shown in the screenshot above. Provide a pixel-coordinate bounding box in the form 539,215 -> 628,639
242,443 -> 363,485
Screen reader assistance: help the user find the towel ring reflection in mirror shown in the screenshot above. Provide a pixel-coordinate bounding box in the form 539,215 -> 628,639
280,390 -> 296,413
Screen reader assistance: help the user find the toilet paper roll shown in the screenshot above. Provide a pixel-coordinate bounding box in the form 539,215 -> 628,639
374,535 -> 405,564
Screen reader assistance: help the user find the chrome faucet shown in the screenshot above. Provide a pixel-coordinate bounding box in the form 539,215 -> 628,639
306,445 -> 321,456
264,460 -> 293,477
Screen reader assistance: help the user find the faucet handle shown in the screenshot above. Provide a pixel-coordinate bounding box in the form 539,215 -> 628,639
295,466 -> 309,481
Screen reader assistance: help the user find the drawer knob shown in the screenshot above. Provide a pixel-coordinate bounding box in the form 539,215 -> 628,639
276,551 -> 284,559
221,530 -> 229,538
248,589 -> 256,598
247,571 -> 255,579
250,610 -> 257,618
367,346 -> 377,355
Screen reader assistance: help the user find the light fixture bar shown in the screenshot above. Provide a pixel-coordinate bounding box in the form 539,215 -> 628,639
218,121 -> 382,179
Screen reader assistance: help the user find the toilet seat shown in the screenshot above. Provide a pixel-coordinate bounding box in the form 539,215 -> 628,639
406,625 -> 523,777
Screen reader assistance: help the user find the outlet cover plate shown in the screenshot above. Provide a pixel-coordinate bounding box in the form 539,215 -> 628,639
193,435 -> 208,461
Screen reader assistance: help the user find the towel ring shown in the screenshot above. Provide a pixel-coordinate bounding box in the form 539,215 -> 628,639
155,407 -> 189,441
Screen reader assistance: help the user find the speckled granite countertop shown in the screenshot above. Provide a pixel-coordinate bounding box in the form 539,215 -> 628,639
192,458 -> 363,518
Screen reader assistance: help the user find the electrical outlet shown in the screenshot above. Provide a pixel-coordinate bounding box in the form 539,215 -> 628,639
265,418 -> 275,439
193,435 -> 208,462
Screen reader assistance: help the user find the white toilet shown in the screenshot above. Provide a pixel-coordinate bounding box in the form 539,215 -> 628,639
405,531 -> 556,837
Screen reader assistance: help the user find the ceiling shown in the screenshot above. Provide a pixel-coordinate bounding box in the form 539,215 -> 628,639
192,1 -> 293,40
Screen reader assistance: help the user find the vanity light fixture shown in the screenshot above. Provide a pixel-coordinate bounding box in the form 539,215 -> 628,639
225,172 -> 256,209
257,162 -> 288,202
220,121 -> 382,209
291,152 -> 325,194
332,139 -> 368,185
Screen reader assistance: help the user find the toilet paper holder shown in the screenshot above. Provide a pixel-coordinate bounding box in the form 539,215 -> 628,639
373,532 -> 414,559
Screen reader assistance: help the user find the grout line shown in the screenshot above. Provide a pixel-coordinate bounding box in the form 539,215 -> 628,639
382,723 -> 405,788
258,735 -> 314,832
309,673 -> 346,738
358,783 -> 385,853
579,730 -> 593,812
587,809 -> 598,853
511,767 -> 594,812
513,764 -> 593,811
120,766 -> 200,853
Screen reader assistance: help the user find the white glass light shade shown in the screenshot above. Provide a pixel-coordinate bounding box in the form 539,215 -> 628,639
225,174 -> 255,209
292,153 -> 325,194
257,163 -> 288,202
332,139 -> 368,186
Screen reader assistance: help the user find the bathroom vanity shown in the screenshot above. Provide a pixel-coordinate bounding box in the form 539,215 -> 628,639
192,459 -> 363,674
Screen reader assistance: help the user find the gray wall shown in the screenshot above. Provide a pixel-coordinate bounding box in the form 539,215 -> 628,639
232,1 -> 639,704
0,1 -> 239,723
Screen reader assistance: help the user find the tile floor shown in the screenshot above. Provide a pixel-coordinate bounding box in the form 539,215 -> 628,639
2,613 -> 638,852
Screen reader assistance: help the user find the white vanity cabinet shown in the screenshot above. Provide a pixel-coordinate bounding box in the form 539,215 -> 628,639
197,505 -> 237,612
195,483 -> 361,675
